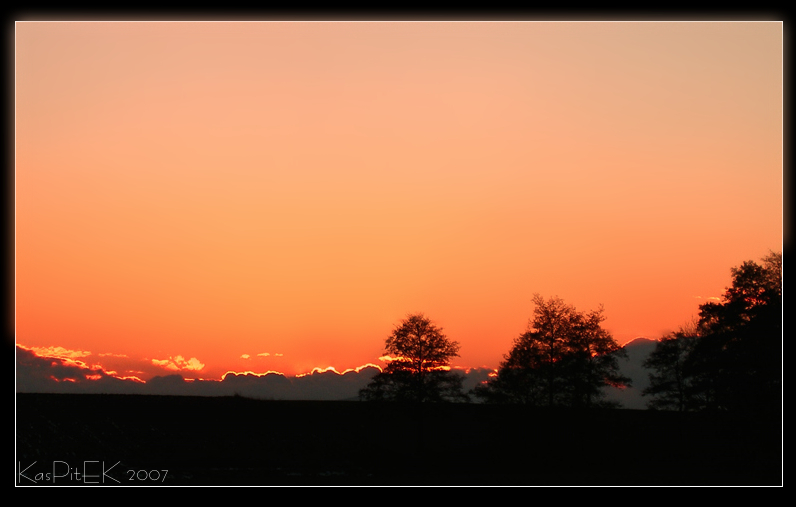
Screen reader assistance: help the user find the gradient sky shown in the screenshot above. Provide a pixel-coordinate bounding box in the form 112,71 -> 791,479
15,21 -> 782,381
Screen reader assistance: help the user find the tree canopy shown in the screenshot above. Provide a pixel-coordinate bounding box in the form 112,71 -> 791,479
642,251 -> 782,412
473,294 -> 630,408
359,314 -> 468,403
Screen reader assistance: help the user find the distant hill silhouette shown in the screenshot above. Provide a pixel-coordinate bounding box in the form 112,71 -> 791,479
603,338 -> 658,410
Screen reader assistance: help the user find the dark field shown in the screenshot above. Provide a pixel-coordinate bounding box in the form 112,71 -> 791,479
15,393 -> 782,486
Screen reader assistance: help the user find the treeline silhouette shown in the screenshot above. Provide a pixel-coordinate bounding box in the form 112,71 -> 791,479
16,251 -> 781,485
359,251 -> 782,413
642,251 -> 781,413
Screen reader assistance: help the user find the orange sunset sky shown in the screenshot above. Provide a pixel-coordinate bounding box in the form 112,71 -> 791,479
15,21 -> 782,382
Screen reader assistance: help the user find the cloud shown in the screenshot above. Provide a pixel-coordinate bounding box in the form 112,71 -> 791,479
16,346 -> 146,394
184,357 -> 205,371
23,345 -> 96,369
98,352 -> 129,358
16,344 -> 174,387
26,345 -> 92,359
151,358 -> 176,369
151,355 -> 205,372
240,354 -> 251,359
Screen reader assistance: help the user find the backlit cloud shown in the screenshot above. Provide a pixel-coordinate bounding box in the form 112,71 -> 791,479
16,345 -> 145,393
17,344 -> 160,383
151,355 -> 206,372
27,345 -> 91,360
184,357 -> 205,371
694,296 -> 722,301
98,352 -> 129,358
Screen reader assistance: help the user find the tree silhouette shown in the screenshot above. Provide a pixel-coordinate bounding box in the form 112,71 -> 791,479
690,251 -> 782,412
642,251 -> 781,412
473,294 -> 630,408
359,314 -> 469,403
642,320 -> 701,411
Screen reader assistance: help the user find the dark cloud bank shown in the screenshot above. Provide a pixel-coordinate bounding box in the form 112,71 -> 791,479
16,340 -> 657,407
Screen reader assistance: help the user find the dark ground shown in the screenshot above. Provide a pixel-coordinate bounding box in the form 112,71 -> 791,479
15,393 -> 782,486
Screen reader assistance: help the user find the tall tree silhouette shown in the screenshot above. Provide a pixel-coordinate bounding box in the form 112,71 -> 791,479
473,294 -> 630,407
690,251 -> 782,412
359,314 -> 468,403
642,251 -> 781,412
